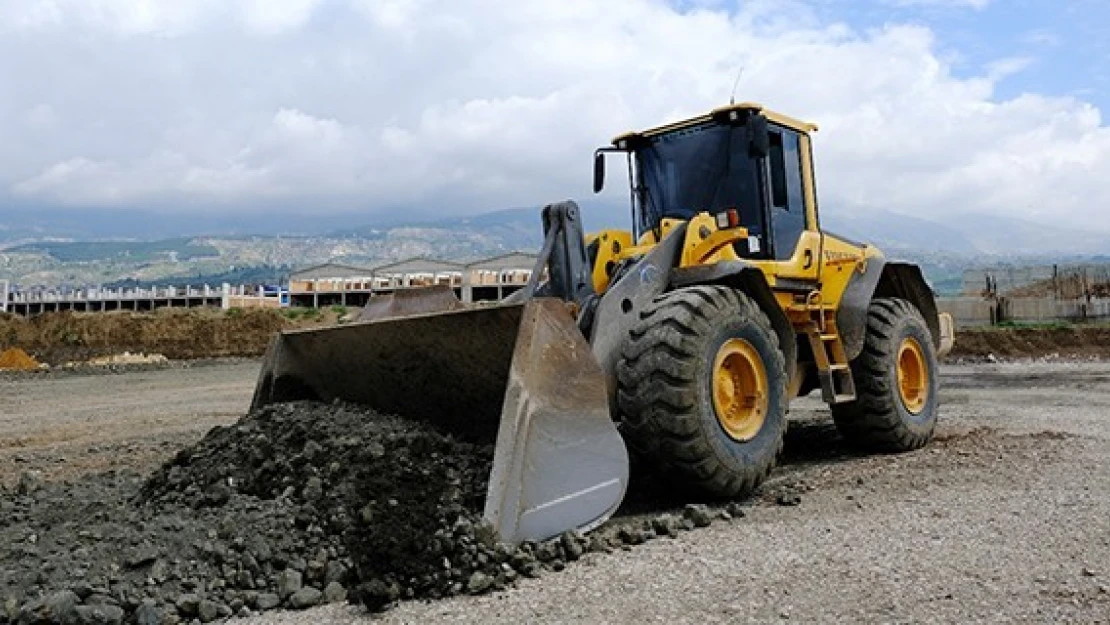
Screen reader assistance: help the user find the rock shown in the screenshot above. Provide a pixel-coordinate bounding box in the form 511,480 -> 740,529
302,477 -> 324,501
205,482 -> 231,506
518,561 -> 542,578
725,502 -> 747,518
4,597 -> 19,621
466,572 -> 494,594
323,582 -> 347,603
683,504 -> 713,527
276,568 -> 302,599
776,493 -> 802,506
70,582 -> 94,600
45,590 -> 80,624
175,594 -> 201,617
254,593 -> 281,610
355,579 -> 400,612
16,470 -> 44,496
196,599 -> 220,623
302,440 -> 324,460
75,604 -> 125,624
618,527 -> 646,545
133,601 -> 163,625
324,561 -> 347,585
651,515 -> 680,538
289,587 -> 322,609
561,532 -> 585,561
125,548 -> 160,569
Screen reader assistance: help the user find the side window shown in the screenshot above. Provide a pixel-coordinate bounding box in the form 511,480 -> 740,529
768,129 -> 806,261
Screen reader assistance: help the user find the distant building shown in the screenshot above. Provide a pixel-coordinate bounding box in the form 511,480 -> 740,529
286,253 -> 538,308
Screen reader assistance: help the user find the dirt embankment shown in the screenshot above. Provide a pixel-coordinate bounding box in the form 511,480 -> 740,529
0,309 -> 292,365
2,309 -> 1108,368
951,325 -> 1110,359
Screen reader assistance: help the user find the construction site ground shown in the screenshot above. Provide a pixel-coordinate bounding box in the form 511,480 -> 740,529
2,358 -> 1107,623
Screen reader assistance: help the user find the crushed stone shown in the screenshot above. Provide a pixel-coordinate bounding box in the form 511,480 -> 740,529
1,400 -> 742,623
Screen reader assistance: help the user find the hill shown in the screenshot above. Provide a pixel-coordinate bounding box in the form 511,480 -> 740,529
3,202 -> 1108,293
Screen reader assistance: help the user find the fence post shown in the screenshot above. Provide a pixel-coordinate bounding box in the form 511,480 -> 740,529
0,279 -> 8,313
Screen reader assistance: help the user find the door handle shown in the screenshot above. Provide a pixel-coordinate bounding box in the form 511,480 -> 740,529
803,249 -> 814,270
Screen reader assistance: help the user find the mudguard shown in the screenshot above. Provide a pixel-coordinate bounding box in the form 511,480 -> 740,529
668,261 -> 799,383
838,260 -> 944,360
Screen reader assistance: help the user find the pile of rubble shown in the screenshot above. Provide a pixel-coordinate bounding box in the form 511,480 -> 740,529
1,401 -> 739,624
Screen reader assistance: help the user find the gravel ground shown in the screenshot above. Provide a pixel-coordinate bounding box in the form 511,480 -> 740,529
248,361 -> 1110,624
2,360 -> 1109,623
0,360 -> 259,485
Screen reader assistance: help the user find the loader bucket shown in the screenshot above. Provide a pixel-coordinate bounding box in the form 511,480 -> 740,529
251,298 -> 628,544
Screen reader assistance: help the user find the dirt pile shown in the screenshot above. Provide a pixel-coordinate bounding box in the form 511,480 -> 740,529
0,348 -> 39,371
139,400 -> 508,611
2,400 -> 733,623
950,325 -> 1110,360
0,309 -> 289,365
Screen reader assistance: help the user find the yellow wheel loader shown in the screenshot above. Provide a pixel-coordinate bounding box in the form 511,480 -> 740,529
252,102 -> 956,545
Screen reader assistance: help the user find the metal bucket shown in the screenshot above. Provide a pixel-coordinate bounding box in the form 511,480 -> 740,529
251,297 -> 628,543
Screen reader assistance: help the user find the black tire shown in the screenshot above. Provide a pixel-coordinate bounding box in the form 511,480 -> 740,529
832,297 -> 939,451
616,285 -> 787,498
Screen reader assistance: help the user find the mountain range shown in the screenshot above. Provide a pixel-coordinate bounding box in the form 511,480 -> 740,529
2,202 -> 1107,293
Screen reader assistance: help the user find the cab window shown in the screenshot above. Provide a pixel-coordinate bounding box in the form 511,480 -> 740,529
767,129 -> 806,260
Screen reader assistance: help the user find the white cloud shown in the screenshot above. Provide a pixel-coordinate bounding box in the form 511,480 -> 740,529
1,0 -> 1108,234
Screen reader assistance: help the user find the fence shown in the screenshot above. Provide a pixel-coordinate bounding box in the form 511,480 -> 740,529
2,283 -> 286,316
938,296 -> 1110,327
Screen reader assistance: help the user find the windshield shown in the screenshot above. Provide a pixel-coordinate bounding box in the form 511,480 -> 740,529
634,122 -> 764,238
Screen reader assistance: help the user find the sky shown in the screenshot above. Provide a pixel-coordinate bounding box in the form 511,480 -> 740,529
1,0 -> 1108,232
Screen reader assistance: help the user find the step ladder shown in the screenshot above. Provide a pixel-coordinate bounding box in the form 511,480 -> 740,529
794,293 -> 856,405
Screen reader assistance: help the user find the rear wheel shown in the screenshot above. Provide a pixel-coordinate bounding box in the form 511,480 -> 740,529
616,285 -> 787,498
832,298 -> 939,451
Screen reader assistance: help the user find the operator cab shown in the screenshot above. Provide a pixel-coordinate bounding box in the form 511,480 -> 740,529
594,103 -> 816,263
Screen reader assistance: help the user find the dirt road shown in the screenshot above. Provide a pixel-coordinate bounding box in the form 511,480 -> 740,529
0,362 -> 259,484
2,360 -> 1108,623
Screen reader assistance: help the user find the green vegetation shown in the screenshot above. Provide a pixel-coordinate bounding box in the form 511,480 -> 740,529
105,264 -> 290,289
10,238 -> 219,263
330,305 -> 349,316
281,307 -> 324,321
281,308 -> 306,320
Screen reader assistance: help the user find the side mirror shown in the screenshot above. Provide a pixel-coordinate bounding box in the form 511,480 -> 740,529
593,151 -> 606,193
747,114 -> 769,158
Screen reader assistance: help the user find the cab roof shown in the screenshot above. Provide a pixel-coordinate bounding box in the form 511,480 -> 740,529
612,102 -> 818,146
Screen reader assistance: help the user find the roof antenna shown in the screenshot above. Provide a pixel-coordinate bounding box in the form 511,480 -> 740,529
729,66 -> 745,105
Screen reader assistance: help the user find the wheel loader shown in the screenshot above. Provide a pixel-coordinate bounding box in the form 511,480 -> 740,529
252,102 -> 956,545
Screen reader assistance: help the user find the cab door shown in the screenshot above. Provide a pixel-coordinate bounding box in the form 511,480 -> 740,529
763,126 -> 820,285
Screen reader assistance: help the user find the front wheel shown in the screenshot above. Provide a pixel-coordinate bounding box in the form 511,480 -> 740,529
832,297 -> 939,451
616,285 -> 787,498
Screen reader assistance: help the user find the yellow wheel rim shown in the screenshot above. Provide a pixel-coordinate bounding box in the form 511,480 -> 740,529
711,338 -> 768,442
897,337 -> 929,415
